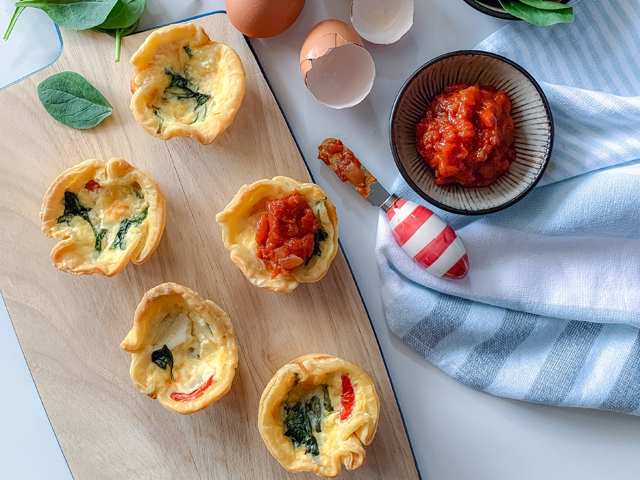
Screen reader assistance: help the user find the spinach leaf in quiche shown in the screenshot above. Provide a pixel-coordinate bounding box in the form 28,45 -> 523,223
183,45 -> 193,58
305,228 -> 328,266
283,387 -> 334,457
163,70 -> 212,123
57,190 -> 106,253
151,345 -> 173,379
110,207 -> 148,250
38,72 -> 112,129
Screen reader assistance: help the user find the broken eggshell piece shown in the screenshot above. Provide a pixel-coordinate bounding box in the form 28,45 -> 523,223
300,20 -> 375,109
351,0 -> 414,45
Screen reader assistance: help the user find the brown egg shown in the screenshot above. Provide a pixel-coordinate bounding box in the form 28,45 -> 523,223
226,0 -> 305,38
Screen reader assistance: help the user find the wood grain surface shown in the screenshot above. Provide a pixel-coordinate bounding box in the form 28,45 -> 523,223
0,13 -> 419,480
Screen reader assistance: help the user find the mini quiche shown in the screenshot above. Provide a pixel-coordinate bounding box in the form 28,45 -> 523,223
130,23 -> 246,144
215,177 -> 339,293
121,283 -> 238,415
258,354 -> 380,478
40,158 -> 165,277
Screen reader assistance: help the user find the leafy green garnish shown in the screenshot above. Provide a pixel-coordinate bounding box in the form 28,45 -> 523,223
163,70 -> 212,123
7,0 -> 117,34
499,0 -> 574,26
283,386 -> 333,457
183,45 -> 193,58
94,228 -> 107,251
92,19 -> 139,63
151,345 -> 173,379
4,0 -> 144,63
3,7 -> 24,41
305,228 -> 328,266
323,384 -> 334,412
91,0 -> 145,62
38,71 -> 112,129
110,207 -> 148,250
57,190 -> 105,253
152,105 -> 163,133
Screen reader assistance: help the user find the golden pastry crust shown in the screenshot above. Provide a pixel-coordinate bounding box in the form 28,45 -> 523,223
40,158 -> 165,277
120,283 -> 238,415
215,177 -> 339,293
130,23 -> 246,145
258,354 -> 380,478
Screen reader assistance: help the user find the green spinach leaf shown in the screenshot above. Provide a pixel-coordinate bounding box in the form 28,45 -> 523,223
163,70 -> 212,123
183,45 -> 193,58
92,0 -> 145,62
57,190 -> 105,253
3,7 -> 25,41
38,71 -> 112,129
151,345 -> 173,379
305,228 -> 328,266
96,0 -> 143,29
110,207 -> 148,250
323,385 -> 334,412
12,0 -> 118,31
283,387 -> 333,457
499,0 -> 574,26
92,19 -> 139,62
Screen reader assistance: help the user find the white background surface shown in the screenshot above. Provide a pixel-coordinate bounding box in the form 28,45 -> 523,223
2,1 -> 640,479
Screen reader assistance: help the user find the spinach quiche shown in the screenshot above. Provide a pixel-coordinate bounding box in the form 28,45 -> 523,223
40,158 -> 165,276
215,176 -> 339,293
258,354 -> 380,478
130,23 -> 246,144
121,283 -> 238,415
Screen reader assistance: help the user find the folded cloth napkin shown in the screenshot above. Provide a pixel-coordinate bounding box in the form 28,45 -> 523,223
376,0 -> 640,414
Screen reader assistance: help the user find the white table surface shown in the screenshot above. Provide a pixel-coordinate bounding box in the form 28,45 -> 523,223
2,1 -> 640,479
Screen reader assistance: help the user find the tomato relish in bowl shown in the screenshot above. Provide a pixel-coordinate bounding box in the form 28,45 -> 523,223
416,83 -> 516,188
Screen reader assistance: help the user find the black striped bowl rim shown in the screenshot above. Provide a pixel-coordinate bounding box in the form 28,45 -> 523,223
390,50 -> 554,215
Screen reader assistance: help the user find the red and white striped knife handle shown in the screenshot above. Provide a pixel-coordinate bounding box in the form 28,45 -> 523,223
384,196 -> 469,280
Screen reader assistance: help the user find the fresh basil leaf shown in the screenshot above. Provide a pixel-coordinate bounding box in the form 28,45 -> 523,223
38,71 -> 112,129
96,0 -> 144,29
151,345 -> 173,379
499,0 -> 574,25
92,19 -> 139,62
14,0 -> 119,30
518,0 -> 572,10
3,7 -> 25,41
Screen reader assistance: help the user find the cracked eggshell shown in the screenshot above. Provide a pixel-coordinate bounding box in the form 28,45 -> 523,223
351,0 -> 414,44
300,19 -> 376,109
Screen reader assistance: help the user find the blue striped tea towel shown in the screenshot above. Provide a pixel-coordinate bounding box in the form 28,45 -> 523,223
375,0 -> 640,414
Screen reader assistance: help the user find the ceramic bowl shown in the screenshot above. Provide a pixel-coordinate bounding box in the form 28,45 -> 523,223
390,50 -> 553,215
462,0 -> 569,20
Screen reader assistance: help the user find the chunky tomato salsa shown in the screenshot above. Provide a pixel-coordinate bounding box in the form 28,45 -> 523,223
256,192 -> 319,278
416,83 -> 516,188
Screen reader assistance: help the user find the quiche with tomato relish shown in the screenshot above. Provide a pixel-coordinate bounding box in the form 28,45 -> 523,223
258,354 -> 380,478
120,283 -> 238,415
215,177 -> 339,293
40,158 -> 165,277
130,23 -> 246,145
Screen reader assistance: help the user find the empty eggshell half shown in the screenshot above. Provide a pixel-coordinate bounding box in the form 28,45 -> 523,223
300,19 -> 376,109
351,0 -> 414,45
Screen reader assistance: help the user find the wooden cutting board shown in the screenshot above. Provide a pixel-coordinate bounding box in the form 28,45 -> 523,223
0,13 -> 419,480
